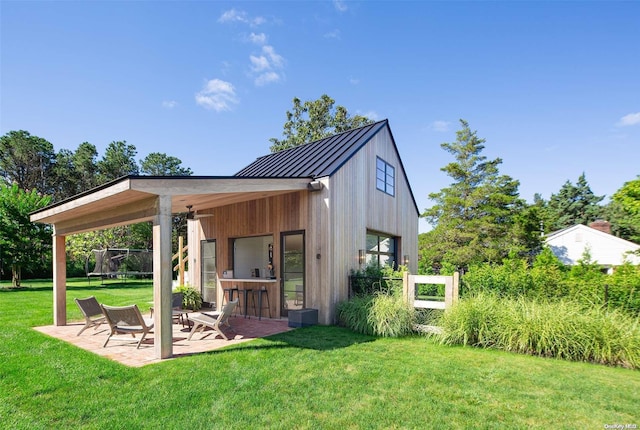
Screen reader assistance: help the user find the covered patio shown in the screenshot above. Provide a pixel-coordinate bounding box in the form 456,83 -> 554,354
30,176 -> 311,360
35,313 -> 292,367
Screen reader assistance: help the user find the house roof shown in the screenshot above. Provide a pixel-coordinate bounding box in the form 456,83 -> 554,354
31,119 -> 420,232
235,119 -> 419,212
545,224 -> 640,266
236,120 -> 387,178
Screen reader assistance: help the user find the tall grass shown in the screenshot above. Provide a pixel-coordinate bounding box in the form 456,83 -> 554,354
437,293 -> 640,369
336,292 -> 415,337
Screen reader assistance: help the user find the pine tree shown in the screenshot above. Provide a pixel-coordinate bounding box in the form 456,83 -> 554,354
422,120 -> 525,270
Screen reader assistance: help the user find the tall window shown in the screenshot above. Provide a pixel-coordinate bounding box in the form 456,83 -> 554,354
376,157 -> 395,196
366,232 -> 397,268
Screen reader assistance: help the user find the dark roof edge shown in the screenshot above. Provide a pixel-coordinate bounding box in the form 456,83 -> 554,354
322,119 -> 388,178
383,121 -> 420,215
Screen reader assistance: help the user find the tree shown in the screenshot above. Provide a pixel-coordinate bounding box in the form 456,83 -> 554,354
269,94 -> 373,152
0,183 -> 51,286
545,173 -> 604,231
0,130 -> 56,195
421,120 -> 525,270
51,142 -> 100,202
140,152 -> 193,176
606,176 -> 640,243
97,140 -> 139,182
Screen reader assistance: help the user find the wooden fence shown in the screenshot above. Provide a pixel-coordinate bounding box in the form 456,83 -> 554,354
402,272 -> 460,309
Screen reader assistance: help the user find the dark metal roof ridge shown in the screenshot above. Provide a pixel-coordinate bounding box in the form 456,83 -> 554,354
236,119 -> 388,172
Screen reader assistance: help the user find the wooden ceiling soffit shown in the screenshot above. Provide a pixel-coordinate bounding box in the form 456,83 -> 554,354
130,177 -> 311,195
52,196 -> 159,236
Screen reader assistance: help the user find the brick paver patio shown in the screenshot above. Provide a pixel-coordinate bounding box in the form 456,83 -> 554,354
34,312 -> 292,367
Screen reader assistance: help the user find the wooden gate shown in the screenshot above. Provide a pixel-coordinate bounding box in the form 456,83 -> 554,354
402,272 -> 459,309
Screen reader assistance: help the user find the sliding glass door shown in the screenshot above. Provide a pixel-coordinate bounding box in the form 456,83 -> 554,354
280,231 -> 304,317
200,240 -> 217,307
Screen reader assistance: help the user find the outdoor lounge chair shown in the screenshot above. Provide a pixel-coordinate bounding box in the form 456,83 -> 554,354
74,296 -> 107,336
150,292 -> 190,327
100,304 -> 154,348
187,299 -> 238,341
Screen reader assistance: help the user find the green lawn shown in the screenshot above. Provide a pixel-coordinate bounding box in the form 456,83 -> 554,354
1,279 -> 638,429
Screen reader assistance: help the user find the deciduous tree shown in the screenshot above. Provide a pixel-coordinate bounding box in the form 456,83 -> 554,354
606,176 -> 640,243
269,94 -> 372,152
0,183 -> 51,286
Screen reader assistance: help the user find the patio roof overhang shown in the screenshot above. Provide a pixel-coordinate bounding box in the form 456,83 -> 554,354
31,175 -> 313,235
30,175 -> 313,360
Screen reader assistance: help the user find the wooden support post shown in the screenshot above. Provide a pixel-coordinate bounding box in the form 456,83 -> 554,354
53,232 -> 67,326
178,236 -> 184,286
153,195 -> 173,359
453,271 -> 460,305
402,271 -> 410,304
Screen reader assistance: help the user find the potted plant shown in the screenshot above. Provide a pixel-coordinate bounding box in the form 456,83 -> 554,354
174,285 -> 202,310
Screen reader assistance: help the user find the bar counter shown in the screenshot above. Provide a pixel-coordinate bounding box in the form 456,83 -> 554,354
219,278 -> 278,318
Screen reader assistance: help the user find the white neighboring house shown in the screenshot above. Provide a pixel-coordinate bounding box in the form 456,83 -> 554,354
545,221 -> 640,274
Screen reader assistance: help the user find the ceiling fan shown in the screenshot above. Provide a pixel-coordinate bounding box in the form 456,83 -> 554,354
185,205 -> 214,220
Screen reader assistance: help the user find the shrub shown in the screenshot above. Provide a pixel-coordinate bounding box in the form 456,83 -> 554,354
337,292 -> 415,337
437,293 -> 640,369
174,285 -> 202,310
608,262 -> 640,316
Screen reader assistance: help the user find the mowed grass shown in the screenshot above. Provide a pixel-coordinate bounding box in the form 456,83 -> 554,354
1,279 -> 639,429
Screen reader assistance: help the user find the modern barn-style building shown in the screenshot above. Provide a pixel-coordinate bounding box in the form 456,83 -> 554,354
31,119 -> 419,359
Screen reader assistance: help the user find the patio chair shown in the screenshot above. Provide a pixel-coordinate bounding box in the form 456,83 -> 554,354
187,299 -> 238,341
74,296 -> 107,336
100,304 -> 154,348
150,292 -> 190,327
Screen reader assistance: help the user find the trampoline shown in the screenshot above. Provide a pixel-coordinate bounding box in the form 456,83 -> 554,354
86,248 -> 153,282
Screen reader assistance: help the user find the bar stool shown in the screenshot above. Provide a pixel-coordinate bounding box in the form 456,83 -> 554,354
222,286 -> 239,315
256,286 -> 272,320
238,288 -> 256,318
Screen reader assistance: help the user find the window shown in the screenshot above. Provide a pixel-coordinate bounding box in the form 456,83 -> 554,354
376,157 -> 395,196
366,232 -> 397,268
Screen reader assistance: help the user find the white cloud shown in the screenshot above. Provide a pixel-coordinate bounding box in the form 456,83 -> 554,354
255,71 -> 281,86
218,8 -> 265,27
334,0 -> 348,12
616,112 -> 640,127
430,120 -> 451,132
195,79 -> 238,112
349,77 -> 360,85
250,54 -> 270,72
249,45 -> 285,86
248,32 -> 267,45
161,100 -> 177,109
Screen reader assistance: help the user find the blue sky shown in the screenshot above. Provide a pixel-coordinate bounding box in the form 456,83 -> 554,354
1,1 -> 639,233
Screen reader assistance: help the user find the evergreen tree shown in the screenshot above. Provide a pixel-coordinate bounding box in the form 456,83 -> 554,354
0,130 -> 56,195
546,173 -> 604,231
422,120 -> 524,270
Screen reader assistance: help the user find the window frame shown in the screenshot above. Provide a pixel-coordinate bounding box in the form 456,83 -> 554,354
365,231 -> 398,268
376,156 -> 395,197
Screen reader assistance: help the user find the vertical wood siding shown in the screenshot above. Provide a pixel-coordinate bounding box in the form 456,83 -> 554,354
188,125 -> 419,325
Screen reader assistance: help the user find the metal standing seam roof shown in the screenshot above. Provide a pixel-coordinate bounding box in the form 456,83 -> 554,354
234,119 -> 389,178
